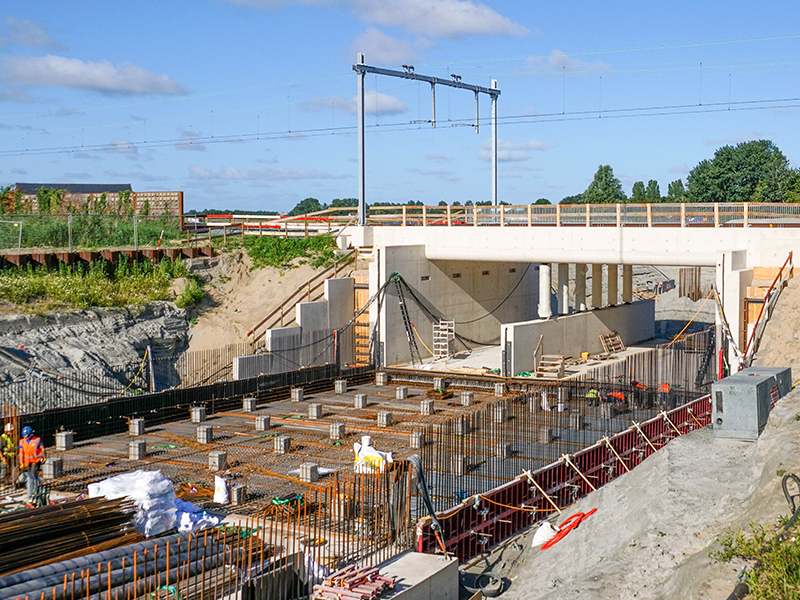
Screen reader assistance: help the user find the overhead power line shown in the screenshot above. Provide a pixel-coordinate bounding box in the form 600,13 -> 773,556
2,95 -> 800,158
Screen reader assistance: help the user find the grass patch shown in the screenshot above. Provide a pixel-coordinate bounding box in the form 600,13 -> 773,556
711,517 -> 800,599
0,257 -> 200,312
244,234 -> 338,270
5,215 -> 182,250
175,278 -> 206,308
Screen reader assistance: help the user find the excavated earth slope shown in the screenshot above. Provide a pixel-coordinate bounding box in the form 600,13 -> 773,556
502,387 -> 800,599
0,301 -> 187,381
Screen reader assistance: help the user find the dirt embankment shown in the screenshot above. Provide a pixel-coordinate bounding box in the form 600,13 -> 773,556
499,274 -> 800,600
183,250 -> 353,352
0,301 -> 187,380
0,250 -> 348,380
502,388 -> 800,600
753,275 -> 800,370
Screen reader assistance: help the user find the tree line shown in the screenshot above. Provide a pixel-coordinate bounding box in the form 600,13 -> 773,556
564,139 -> 800,204
288,139 -> 799,213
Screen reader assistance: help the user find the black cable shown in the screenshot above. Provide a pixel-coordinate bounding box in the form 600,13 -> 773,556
394,274 -> 501,347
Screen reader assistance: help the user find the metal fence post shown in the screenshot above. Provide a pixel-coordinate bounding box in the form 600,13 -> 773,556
68,215 -> 73,252
133,215 -> 138,251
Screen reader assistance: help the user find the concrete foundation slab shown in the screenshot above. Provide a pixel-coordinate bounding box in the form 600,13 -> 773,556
378,551 -> 458,600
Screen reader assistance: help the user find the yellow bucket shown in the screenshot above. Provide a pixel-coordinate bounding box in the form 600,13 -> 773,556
581,352 -> 589,360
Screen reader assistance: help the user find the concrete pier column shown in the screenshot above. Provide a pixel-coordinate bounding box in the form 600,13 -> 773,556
622,265 -> 633,303
608,264 -> 618,306
557,263 -> 569,315
538,263 -> 553,319
591,264 -> 603,309
575,263 -> 587,311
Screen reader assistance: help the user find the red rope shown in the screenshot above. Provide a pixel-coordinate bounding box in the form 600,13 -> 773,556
541,508 -> 597,550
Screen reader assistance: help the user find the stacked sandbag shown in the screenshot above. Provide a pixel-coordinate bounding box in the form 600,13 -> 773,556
88,469 -> 178,537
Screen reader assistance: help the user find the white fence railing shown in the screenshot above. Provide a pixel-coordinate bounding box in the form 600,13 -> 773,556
359,202 -> 800,228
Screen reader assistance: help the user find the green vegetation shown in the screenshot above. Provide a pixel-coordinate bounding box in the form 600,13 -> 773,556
582,165 -> 627,204
564,139 -> 800,204
0,187 -> 181,250
0,258 -> 204,312
711,518 -> 800,599
244,234 -> 338,270
175,278 -> 206,308
8,213 -> 181,249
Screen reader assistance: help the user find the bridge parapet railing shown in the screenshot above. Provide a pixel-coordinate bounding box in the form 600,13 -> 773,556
354,202 -> 800,228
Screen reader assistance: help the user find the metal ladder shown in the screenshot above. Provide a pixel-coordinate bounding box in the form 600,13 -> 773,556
394,275 -> 421,365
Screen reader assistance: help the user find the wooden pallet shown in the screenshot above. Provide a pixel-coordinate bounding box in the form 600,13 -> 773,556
599,332 -> 625,354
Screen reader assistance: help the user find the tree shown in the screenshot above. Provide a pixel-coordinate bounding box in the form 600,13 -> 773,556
583,165 -> 627,204
560,193 -> 583,204
666,180 -> 686,203
0,185 -> 10,214
645,180 -> 661,203
687,140 -> 796,203
329,197 -> 358,208
535,198 -> 551,205
631,181 -> 646,203
288,197 -> 323,216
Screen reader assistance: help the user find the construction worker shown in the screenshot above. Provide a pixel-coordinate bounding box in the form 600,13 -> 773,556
585,387 -> 601,407
608,390 -> 626,405
631,380 -> 647,409
18,425 -> 45,501
658,382 -> 672,409
1,423 -> 15,481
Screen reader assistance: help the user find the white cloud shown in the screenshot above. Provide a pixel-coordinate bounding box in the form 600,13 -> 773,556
0,88 -> 34,103
176,128 -> 207,152
302,90 -> 407,115
3,17 -> 61,49
106,138 -> 138,155
189,165 -> 348,181
351,27 -> 417,65
407,166 -> 460,181
353,0 -> 527,38
62,171 -> 92,180
527,50 -> 610,75
480,138 -> 551,162
2,55 -> 187,96
11,167 -> 27,175
426,153 -> 451,163
105,169 -> 169,182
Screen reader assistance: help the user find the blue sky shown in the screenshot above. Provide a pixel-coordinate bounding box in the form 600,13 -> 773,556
1,1 -> 799,212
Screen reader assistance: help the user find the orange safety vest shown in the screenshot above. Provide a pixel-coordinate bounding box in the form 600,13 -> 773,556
19,436 -> 43,468
634,381 -> 646,390
659,383 -> 671,394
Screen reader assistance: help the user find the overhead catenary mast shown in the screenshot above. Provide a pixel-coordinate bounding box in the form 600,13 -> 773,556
353,53 -> 501,226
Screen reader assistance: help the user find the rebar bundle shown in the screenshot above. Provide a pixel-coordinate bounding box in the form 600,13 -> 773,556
0,496 -> 136,576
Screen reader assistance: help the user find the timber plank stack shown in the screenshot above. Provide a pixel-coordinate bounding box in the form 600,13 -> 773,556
312,565 -> 396,599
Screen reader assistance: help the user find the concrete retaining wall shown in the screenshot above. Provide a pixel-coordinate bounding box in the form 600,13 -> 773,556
233,277 -> 355,378
372,245 -> 538,366
503,300 -> 656,375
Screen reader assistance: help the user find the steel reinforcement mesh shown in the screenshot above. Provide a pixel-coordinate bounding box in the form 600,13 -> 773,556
414,394 -> 712,563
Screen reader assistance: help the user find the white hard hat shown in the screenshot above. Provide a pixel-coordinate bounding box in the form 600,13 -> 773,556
3,423 -> 12,433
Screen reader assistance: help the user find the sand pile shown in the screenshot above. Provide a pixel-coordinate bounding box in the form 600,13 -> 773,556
752,275 -> 800,371
502,387 -> 800,599
185,249 -> 354,351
